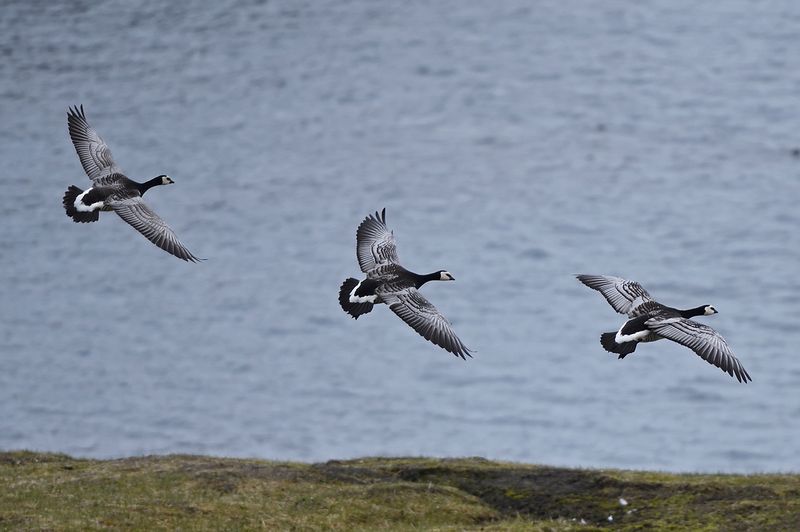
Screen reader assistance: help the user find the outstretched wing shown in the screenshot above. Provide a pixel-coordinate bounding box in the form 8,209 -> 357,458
381,288 -> 472,359
356,208 -> 399,273
576,274 -> 654,317
67,105 -> 123,181
110,194 -> 201,262
647,317 -> 752,383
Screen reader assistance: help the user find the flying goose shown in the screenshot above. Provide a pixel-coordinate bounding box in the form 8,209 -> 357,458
339,209 -> 472,359
61,105 -> 201,262
576,274 -> 751,383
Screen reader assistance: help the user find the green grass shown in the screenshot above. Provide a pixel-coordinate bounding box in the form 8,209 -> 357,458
1,452 -> 799,530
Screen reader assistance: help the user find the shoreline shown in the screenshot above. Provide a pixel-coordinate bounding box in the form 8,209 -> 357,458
2,451 -> 798,530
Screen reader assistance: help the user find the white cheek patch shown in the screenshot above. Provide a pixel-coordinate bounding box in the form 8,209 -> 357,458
349,280 -> 378,304
74,188 -> 104,212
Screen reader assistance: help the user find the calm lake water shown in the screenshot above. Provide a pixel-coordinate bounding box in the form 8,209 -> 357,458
1,1 -> 799,473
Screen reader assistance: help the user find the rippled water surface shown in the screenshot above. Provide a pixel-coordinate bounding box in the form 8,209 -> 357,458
1,1 -> 799,472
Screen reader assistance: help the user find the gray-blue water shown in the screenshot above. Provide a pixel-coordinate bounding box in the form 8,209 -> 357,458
1,1 -> 799,473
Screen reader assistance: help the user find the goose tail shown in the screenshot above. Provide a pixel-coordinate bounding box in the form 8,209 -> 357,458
63,185 -> 99,223
339,278 -> 374,319
600,332 -> 638,359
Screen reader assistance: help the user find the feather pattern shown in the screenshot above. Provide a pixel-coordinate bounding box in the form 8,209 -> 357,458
110,194 -> 201,262
356,208 -> 399,274
647,317 -> 752,383
576,274 -> 654,317
67,105 -> 123,180
381,289 -> 472,359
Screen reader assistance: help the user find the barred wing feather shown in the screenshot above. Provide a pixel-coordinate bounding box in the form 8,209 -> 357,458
67,105 -> 123,180
110,195 -> 200,262
576,274 -> 654,317
382,289 -> 472,359
648,317 -> 752,383
356,208 -> 399,273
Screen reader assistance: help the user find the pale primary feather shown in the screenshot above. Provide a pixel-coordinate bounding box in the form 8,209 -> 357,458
67,105 -> 123,180
576,274 -> 654,317
111,195 -> 201,263
356,208 -> 399,274
380,288 -> 472,359
647,317 -> 751,383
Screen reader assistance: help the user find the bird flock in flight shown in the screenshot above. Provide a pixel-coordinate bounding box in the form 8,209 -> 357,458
61,105 -> 752,383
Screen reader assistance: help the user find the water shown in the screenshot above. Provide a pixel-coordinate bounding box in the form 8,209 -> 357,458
1,0 -> 799,473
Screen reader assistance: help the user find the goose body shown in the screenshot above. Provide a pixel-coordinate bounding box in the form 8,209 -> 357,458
576,274 -> 751,383
339,209 -> 471,359
62,105 -> 200,262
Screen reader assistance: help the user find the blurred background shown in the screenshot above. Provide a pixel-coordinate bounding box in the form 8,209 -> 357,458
1,1 -> 798,473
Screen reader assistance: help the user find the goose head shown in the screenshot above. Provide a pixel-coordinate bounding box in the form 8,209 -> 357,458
438,270 -> 455,281
704,305 -> 718,316
139,174 -> 175,195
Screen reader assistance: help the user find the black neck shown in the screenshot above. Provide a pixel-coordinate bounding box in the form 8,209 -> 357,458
679,305 -> 707,318
136,176 -> 163,196
412,271 -> 442,289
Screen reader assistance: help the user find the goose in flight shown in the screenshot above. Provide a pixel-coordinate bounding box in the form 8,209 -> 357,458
339,209 -> 472,359
61,105 -> 201,262
576,274 -> 751,383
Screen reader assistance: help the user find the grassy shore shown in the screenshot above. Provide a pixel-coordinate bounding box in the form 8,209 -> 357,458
1,452 -> 798,530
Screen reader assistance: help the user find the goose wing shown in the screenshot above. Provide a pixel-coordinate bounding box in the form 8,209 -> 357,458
381,288 -> 472,359
67,105 -> 123,181
647,317 -> 751,383
576,274 -> 655,317
356,208 -> 399,273
109,194 -> 201,262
